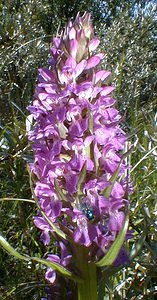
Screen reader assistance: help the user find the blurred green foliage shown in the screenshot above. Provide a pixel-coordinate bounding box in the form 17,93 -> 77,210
101,7 -> 156,125
0,0 -> 157,299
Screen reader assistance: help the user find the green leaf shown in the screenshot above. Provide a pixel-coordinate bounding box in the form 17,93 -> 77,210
28,168 -> 67,240
96,213 -> 129,267
88,108 -> 93,134
54,178 -> 67,202
0,126 -> 16,150
31,256 -> 74,279
0,235 -> 83,283
77,161 -> 86,195
130,230 -> 146,260
0,235 -> 29,261
37,202 -> 67,240
32,256 -> 73,277
122,144 -> 135,160
57,122 -> 67,139
131,145 -> 157,173
102,145 -> 134,198
0,198 -> 35,203
10,101 -> 28,118
102,162 -> 121,198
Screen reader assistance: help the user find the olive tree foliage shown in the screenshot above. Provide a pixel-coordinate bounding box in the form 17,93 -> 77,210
0,0 -> 156,124
0,1 -> 47,122
100,0 -> 157,127
0,0 -> 156,123
0,0 -> 103,123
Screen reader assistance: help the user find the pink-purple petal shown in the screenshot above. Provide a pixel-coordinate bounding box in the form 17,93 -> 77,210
85,56 -> 101,70
88,38 -> 100,52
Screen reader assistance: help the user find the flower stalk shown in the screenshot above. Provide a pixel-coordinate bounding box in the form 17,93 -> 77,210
77,246 -> 98,300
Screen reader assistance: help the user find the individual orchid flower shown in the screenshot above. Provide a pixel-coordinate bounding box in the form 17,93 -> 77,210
45,241 -> 72,284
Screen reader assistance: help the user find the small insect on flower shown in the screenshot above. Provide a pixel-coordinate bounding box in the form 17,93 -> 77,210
81,203 -> 94,221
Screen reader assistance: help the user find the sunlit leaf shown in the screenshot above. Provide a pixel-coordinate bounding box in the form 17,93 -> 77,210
96,213 -> 129,267
0,235 -> 29,261
0,235 -> 83,283
77,161 -> 86,195
0,198 -> 35,203
28,169 -> 68,240
102,162 -> 121,198
88,108 -> 93,134
130,231 -> 146,260
54,178 -> 67,202
57,122 -> 68,139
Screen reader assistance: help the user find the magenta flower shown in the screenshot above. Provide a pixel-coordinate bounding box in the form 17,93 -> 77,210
45,241 -> 72,284
27,12 -> 132,295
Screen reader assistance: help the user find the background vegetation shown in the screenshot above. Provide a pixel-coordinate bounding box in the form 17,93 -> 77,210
0,0 -> 157,299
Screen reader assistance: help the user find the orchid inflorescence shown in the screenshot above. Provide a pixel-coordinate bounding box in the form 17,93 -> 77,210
27,12 -> 131,289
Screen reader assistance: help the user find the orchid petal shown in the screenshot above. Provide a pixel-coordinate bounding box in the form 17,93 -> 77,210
88,38 -> 100,52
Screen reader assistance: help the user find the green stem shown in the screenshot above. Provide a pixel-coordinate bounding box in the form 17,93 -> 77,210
77,246 -> 98,300
109,292 -> 113,300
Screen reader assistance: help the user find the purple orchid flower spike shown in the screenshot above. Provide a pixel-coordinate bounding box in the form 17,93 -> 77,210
27,11 -> 132,300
